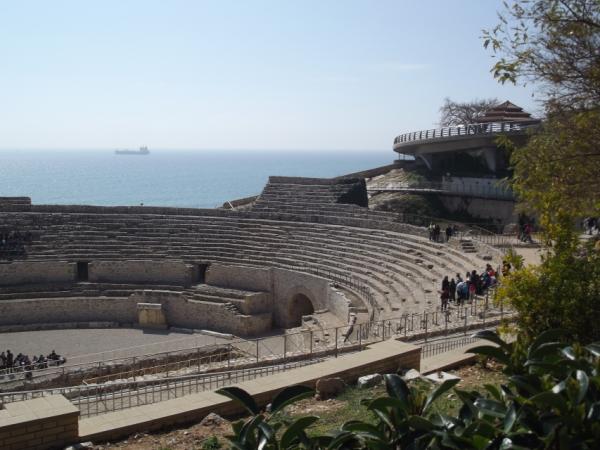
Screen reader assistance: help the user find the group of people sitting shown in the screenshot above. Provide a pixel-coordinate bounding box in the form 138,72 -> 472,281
0,349 -> 66,378
0,230 -> 32,258
428,223 -> 458,243
439,263 -> 506,310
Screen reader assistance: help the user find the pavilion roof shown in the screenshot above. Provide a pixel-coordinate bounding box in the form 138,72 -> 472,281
479,101 -> 537,123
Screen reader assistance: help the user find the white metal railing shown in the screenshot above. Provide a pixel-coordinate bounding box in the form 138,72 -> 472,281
394,120 -> 540,146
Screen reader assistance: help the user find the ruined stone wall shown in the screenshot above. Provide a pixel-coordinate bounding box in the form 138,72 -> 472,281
131,290 -> 272,336
204,264 -> 349,328
0,261 -> 76,286
88,260 -> 194,286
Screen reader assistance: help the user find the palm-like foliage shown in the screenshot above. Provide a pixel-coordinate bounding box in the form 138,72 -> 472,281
217,329 -> 600,449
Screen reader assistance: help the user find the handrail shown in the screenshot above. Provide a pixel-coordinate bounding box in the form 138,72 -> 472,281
394,120 -> 540,146
367,181 -> 514,200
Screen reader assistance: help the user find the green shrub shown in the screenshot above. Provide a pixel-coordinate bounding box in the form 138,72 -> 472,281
217,329 -> 600,449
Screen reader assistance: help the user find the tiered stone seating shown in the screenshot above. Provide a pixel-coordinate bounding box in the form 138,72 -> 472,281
0,176 -> 499,329
0,211 -> 488,317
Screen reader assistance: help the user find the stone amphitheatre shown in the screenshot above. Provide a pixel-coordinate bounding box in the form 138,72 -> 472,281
0,112 -> 530,448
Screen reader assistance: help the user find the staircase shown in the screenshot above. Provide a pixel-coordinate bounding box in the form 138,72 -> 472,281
459,239 -> 477,254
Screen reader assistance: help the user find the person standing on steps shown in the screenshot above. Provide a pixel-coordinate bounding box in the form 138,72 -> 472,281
445,225 -> 453,242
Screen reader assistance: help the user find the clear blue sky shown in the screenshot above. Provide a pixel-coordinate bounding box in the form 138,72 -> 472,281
0,0 -> 536,151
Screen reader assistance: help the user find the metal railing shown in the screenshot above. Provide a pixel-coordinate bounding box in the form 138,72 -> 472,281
394,120 -> 540,146
367,181 -> 514,201
421,334 -> 482,359
0,359 -> 321,418
1,291 -> 512,385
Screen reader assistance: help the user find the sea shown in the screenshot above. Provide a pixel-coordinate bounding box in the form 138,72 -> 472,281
0,150 -> 394,208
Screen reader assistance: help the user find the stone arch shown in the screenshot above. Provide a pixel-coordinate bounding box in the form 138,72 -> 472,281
282,285 -> 319,328
289,293 -> 315,327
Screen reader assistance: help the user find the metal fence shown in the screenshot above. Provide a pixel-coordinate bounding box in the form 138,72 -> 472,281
0,360 -> 321,418
368,181 -> 514,201
420,335 -> 482,359
0,298 -> 514,418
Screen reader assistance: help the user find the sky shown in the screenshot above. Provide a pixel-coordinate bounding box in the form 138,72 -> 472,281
0,0 -> 538,151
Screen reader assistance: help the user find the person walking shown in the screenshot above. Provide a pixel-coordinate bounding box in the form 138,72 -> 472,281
449,277 -> 456,303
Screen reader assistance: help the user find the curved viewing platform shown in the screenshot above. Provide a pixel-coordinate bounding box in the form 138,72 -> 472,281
393,120 -> 540,152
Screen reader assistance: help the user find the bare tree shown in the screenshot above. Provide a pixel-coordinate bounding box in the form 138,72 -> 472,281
438,97 -> 499,126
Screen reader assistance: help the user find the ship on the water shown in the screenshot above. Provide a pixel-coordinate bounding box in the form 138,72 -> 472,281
115,146 -> 150,155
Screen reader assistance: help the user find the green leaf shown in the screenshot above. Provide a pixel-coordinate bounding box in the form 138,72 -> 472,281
484,384 -> 502,401
561,346 -> 576,360
217,387 -> 259,415
471,330 -> 510,350
510,375 -> 541,395
503,403 -> 517,433
587,402 -> 600,420
474,398 -> 507,418
529,328 -> 565,351
269,384 -> 314,415
467,345 -> 511,365
257,422 -> 274,450
408,415 -> 436,431
240,414 -> 264,444
528,342 -> 562,360
585,343 -> 600,357
575,370 -> 589,404
383,373 -> 410,403
529,329 -> 565,354
423,378 -> 460,413
530,392 -> 567,414
280,416 -> 320,449
326,431 -> 359,449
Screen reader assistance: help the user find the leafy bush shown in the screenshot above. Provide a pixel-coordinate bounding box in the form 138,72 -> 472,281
217,329 -> 600,449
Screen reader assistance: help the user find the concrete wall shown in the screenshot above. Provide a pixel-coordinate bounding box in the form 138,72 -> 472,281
0,261 -> 75,286
88,260 -> 194,286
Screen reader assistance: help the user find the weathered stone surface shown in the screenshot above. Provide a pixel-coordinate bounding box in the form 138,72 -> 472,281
402,368 -> 421,381
200,412 -> 227,427
357,373 -> 382,388
316,377 -> 346,399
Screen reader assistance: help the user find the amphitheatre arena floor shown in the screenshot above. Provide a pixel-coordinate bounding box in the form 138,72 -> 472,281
1,328 -> 229,364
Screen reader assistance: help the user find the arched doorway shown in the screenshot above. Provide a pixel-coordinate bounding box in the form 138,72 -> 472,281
289,293 -> 315,327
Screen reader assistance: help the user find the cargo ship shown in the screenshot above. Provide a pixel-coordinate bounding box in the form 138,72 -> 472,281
115,146 -> 150,155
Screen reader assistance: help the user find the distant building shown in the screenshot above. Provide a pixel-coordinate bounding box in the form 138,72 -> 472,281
393,101 -> 540,174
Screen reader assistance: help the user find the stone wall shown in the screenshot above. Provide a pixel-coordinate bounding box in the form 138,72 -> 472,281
89,260 -> 194,286
0,395 -> 79,450
130,291 -> 272,336
271,268 -> 330,328
0,261 -> 75,286
204,264 -> 347,328
205,264 -> 271,291
0,297 -> 137,327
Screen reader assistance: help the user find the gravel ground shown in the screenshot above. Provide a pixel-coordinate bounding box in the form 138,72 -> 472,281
0,328 -> 225,363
